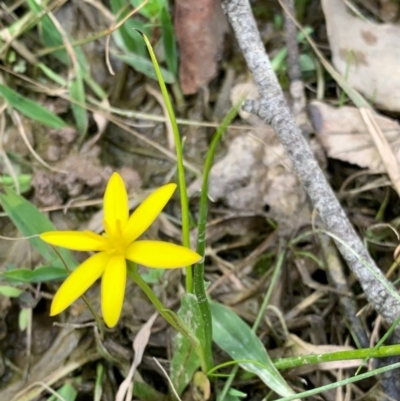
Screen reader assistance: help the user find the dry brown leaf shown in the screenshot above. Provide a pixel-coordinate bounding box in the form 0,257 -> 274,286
82,98 -> 110,152
322,0 -> 400,112
359,107 -> 400,196
207,81 -> 309,229
115,312 -> 158,401
208,128 -> 309,229
175,0 -> 229,94
191,371 -> 211,401
353,0 -> 400,22
310,100 -> 400,171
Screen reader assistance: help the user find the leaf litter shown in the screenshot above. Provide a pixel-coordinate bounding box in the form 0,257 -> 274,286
310,100 -> 400,172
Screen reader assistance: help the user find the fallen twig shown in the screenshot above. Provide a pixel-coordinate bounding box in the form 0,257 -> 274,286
221,0 -> 400,333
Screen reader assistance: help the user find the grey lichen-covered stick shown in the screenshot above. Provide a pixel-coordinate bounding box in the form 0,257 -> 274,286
221,0 -> 400,331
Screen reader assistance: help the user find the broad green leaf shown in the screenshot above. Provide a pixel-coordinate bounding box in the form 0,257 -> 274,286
114,52 -> 175,83
0,85 -> 66,129
210,301 -> 296,398
171,294 -> 205,395
131,0 -> 165,20
0,285 -> 23,298
110,0 -> 147,55
48,383 -> 77,401
0,186 -> 77,270
0,267 -> 67,283
122,18 -> 150,48
299,53 -> 316,73
141,268 -> 165,284
114,22 -> 146,55
160,5 -> 177,77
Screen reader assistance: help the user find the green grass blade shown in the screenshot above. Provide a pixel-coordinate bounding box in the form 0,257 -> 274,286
160,5 -> 178,77
210,301 -> 296,398
113,52 -> 175,83
37,63 -> 67,86
0,186 -> 77,270
0,85 -> 66,129
276,362 -> 400,401
69,68 -> 88,139
140,32 -> 192,291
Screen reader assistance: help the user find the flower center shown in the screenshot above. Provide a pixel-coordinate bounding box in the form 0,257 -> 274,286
103,219 -> 128,256
108,237 -> 127,255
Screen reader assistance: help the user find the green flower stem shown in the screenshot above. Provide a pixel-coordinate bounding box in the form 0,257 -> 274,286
253,248 -> 285,332
127,262 -> 175,325
140,32 -> 193,293
81,294 -> 105,337
51,246 -> 105,337
279,362 -> 400,401
194,101 -> 243,374
127,262 -> 208,371
273,343 -> 400,370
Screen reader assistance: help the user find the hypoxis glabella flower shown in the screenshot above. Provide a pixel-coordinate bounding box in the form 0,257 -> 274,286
40,173 -> 201,328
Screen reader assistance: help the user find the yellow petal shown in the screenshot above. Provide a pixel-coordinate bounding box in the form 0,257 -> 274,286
101,254 -> 126,328
126,240 -> 202,268
50,252 -> 110,316
41,231 -> 111,251
123,183 -> 176,245
103,172 -> 129,238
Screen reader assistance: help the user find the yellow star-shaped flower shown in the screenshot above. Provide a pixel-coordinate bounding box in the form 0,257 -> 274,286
40,172 -> 201,328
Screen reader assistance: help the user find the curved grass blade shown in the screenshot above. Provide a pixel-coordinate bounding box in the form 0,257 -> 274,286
69,68 -> 88,139
113,52 -> 175,83
140,32 -> 191,291
160,4 -> 178,77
